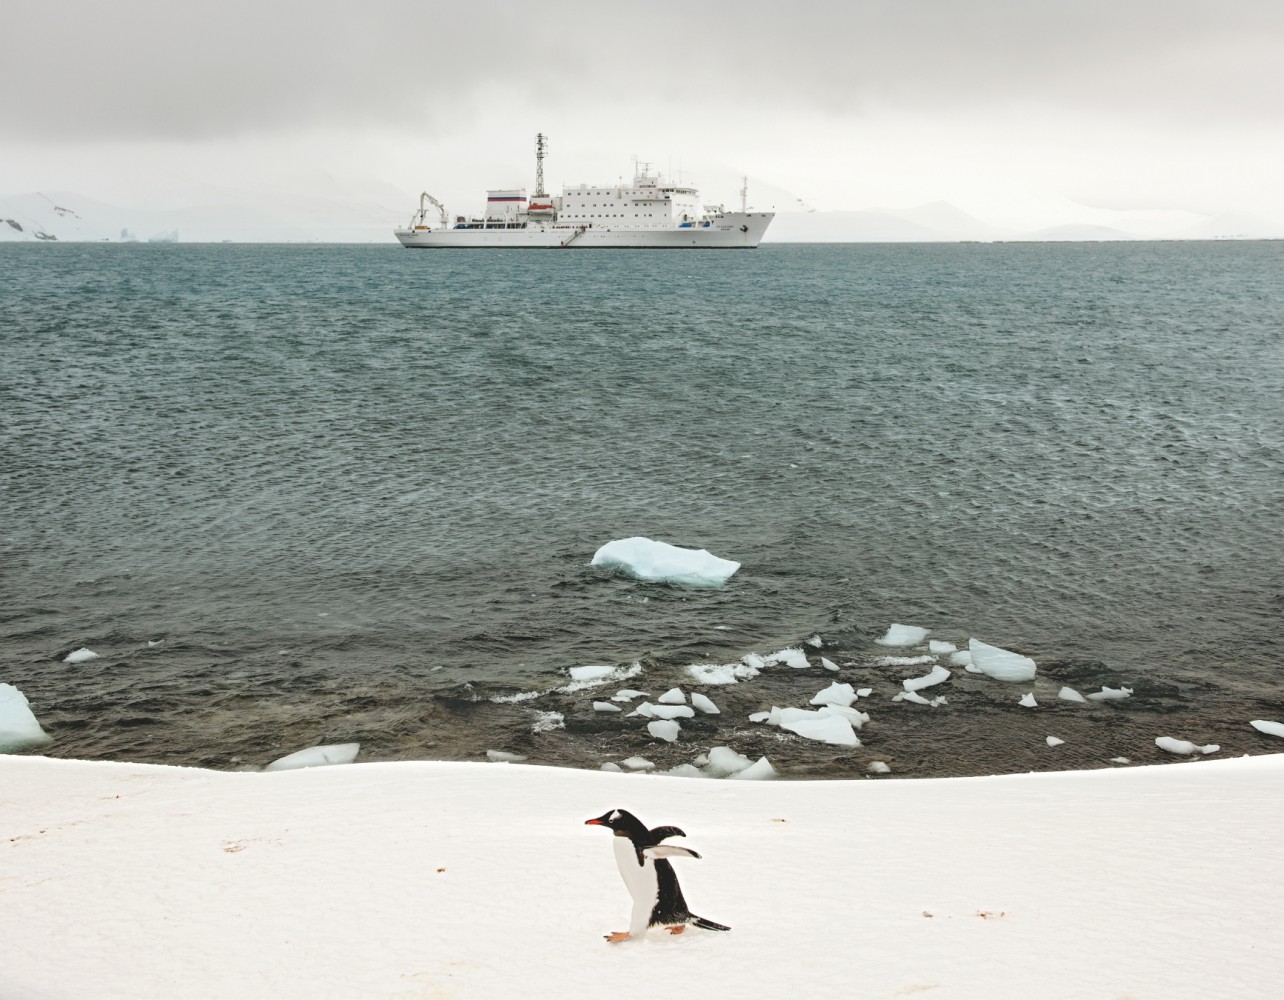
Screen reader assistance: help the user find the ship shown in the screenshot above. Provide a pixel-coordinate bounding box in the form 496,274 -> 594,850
394,134 -> 773,249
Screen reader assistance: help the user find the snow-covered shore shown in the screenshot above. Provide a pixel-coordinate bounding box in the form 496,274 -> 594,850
3,753 -> 1281,999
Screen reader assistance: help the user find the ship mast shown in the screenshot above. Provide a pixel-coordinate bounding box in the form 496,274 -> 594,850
534,133 -> 548,198
740,176 -> 748,213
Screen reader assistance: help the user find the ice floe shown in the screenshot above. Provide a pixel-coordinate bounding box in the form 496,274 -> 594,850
967,639 -> 1037,682
729,756 -> 777,780
0,683 -> 52,753
929,640 -> 958,654
590,537 -> 740,586
690,693 -> 720,715
810,682 -> 858,708
1019,693 -> 1038,708
1087,686 -> 1134,701
485,750 -> 528,762
1155,737 -> 1220,756
1250,720 -> 1284,739
657,688 -> 686,705
1058,686 -> 1087,703
765,647 -> 811,669
647,720 -> 681,742
876,624 -> 929,647
265,743 -> 360,771
63,648 -> 99,664
903,664 -> 951,692
1046,736 -> 1065,747
593,702 -> 622,713
777,707 -> 860,747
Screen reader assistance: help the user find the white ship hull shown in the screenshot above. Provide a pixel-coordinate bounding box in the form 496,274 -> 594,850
395,212 -> 773,249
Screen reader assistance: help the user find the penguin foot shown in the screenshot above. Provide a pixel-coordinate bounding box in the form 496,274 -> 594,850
666,925 -> 686,935
604,932 -> 631,944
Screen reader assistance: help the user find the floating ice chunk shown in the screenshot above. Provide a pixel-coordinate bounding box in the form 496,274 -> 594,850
706,746 -> 754,777
714,626 -> 732,630
820,657 -> 840,672
265,743 -> 360,771
867,761 -> 892,774
485,750 -> 528,762
628,702 -> 694,720
876,624 -> 929,647
1110,757 -> 1131,764
559,663 -> 642,693
618,756 -> 656,771
1046,736 -> 1065,747
590,537 -> 740,586
1155,737 -> 1220,755
568,665 -> 616,682
1058,686 -> 1087,703
690,692 -> 720,715
748,710 -> 772,724
967,639 -> 1036,682
1087,686 -> 1134,701
686,662 -> 756,685
903,665 -> 951,692
600,762 -> 623,772
817,705 -> 870,727
0,684 -> 53,752
810,682 -> 858,708
1250,720 -> 1284,738
950,650 -> 977,670
661,763 -> 706,778
532,711 -> 565,733
647,720 -> 681,742
807,635 -> 823,648
929,640 -> 957,654
893,690 -> 933,706
593,702 -> 622,713
489,689 -> 542,704
612,689 -> 648,701
1019,693 -> 1038,708
658,688 -> 686,705
857,687 -> 873,698
729,756 -> 777,780
692,753 -> 710,766
741,652 -> 766,671
778,708 -> 860,747
147,639 -> 162,647
765,647 -> 811,669
63,647 -> 99,664
874,655 -> 936,668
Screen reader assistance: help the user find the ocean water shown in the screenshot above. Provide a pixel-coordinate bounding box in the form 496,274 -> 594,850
3,241 -> 1282,777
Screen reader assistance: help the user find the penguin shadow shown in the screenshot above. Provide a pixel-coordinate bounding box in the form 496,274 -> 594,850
585,808 -> 731,944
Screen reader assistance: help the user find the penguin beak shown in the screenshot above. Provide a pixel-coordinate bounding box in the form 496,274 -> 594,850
585,818 -> 606,826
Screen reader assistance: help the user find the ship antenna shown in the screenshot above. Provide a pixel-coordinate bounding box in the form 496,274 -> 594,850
740,175 -> 748,213
534,133 -> 548,198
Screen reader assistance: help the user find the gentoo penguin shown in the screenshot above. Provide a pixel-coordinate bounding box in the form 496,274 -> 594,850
585,808 -> 731,943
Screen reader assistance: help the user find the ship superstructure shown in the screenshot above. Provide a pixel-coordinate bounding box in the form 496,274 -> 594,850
395,134 -> 772,249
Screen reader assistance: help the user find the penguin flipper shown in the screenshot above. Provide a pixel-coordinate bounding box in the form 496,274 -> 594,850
648,825 -> 687,842
643,845 -> 702,861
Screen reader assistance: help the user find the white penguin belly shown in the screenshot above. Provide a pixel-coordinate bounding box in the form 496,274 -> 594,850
612,835 -> 658,936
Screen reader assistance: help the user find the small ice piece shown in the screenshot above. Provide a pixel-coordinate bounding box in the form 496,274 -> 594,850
147,639 -> 162,647
1110,757 -> 1131,764
1155,737 -> 1220,755
1045,736 -> 1065,747
950,650 -> 977,670
903,664 -> 951,692
741,652 -> 766,671
612,689 -> 649,702
867,761 -> 892,774
63,647 -> 99,664
929,696 -> 948,707
0,683 -> 53,752
590,537 -> 740,586
857,687 -> 873,698
593,702 -> 622,713
820,657 -> 840,672
817,705 -> 869,727
661,763 -> 706,778
748,711 -> 772,724
265,743 -> 360,771
1087,686 -> 1134,701
876,624 -> 929,647
894,690 -> 933,706
1019,693 -> 1038,708
485,750 -> 528,762
810,681 -> 858,708
692,753 -> 710,766
619,756 -> 656,771
1058,686 -> 1087,703
730,756 -> 777,780
1250,720 -> 1284,738
929,640 -> 957,654
568,665 -> 617,682
686,662 -> 756,685
778,707 -> 860,747
873,655 -> 936,668
713,626 -> 732,630
658,688 -> 686,705
765,647 -> 811,669
629,703 -> 694,720
600,762 -> 623,772
647,720 -> 681,742
967,639 -> 1037,682
706,746 -> 754,777
559,662 -> 643,693
807,635 -> 823,648
532,711 -> 565,733
690,692 -> 720,715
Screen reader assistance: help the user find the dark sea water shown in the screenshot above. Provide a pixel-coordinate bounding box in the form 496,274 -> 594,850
3,241 -> 1282,778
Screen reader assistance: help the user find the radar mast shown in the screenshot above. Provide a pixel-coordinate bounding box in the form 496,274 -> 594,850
534,133 -> 548,198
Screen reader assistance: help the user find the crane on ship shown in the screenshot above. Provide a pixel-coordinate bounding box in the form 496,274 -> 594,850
409,192 -> 449,230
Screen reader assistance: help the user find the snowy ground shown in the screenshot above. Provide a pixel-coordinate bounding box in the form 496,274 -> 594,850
3,753 -> 1282,1000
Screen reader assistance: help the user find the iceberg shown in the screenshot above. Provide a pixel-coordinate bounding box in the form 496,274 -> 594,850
1250,720 -> 1284,739
967,639 -> 1037,682
0,684 -> 53,753
876,624 -> 928,647
690,692 -> 720,715
647,720 -> 681,742
265,743 -> 360,771
903,665 -> 951,692
590,537 -> 740,586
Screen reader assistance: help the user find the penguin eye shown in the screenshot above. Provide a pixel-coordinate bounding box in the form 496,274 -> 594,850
608,810 -> 621,823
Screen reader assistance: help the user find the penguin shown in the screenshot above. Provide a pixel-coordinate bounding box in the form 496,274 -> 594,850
585,808 -> 731,943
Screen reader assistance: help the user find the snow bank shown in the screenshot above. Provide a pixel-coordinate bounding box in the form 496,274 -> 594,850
967,639 -> 1037,682
0,683 -> 53,752
264,743 -> 360,771
590,537 -> 740,586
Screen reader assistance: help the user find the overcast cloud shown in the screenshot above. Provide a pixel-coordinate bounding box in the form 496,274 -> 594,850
5,1 -> 1282,229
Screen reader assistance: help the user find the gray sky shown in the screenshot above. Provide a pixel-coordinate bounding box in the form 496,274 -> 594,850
5,1 -> 1283,229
